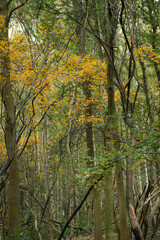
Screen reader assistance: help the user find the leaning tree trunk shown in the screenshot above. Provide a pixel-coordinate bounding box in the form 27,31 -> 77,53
0,1 -> 19,239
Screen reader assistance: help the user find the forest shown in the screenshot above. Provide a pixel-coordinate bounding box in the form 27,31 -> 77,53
0,0 -> 159,239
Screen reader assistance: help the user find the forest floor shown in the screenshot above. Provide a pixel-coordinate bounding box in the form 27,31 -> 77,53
66,234 -> 107,239
66,237 -> 94,240
66,232 -> 160,239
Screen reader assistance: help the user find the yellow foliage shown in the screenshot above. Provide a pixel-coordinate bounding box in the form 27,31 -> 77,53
0,140 -> 7,164
36,170 -> 45,179
52,54 -> 107,125
0,15 -> 5,28
135,45 -> 160,63
17,133 -> 41,151
54,54 -> 107,85
1,29 -> 108,146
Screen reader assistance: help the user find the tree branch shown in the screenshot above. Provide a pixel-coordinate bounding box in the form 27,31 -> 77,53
7,0 -> 14,5
8,0 -> 29,22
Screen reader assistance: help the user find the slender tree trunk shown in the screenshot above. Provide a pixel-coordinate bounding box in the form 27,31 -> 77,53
42,118 -> 53,240
66,87 -> 77,238
126,141 -> 134,209
0,1 -> 20,239
145,0 -> 160,116
113,127 -> 129,240
104,168 -> 114,240
140,60 -> 154,123
104,67 -> 115,239
104,1 -> 118,239
46,115 -> 54,220
115,166 -> 129,240
84,79 -> 103,240
92,0 -> 103,60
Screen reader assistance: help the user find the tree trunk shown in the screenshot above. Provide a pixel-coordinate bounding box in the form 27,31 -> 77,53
139,60 -> 154,123
46,114 -> 55,220
66,87 -> 76,238
104,169 -> 114,240
104,1 -> 118,239
116,166 -> 129,240
0,1 -> 20,239
83,71 -> 103,240
42,118 -> 53,240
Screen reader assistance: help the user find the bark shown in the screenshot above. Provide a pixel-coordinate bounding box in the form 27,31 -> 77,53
104,1 -> 118,239
84,74 -> 103,240
116,166 -> 129,240
0,1 -> 20,239
104,168 -> 114,240
126,154 -> 134,208
72,0 -> 85,55
2,187 -> 7,240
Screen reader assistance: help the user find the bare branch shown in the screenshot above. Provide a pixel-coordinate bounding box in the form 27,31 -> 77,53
129,204 -> 144,240
120,0 -> 136,89
7,0 -> 14,5
8,0 -> 29,22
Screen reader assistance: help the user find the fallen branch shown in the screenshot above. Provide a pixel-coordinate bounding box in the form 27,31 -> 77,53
129,204 -> 144,240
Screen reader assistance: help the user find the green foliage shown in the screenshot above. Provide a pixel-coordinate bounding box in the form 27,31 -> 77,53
77,151 -> 123,185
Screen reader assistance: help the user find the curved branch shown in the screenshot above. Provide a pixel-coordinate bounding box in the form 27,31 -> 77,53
8,0 -> 29,22
7,0 -> 14,5
120,0 -> 136,89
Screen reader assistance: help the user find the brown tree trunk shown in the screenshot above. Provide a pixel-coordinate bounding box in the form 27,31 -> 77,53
104,1 -> 117,239
0,1 -> 20,239
84,79 -> 103,240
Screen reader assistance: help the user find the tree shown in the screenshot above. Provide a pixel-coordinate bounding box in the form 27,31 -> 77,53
0,1 -> 20,238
